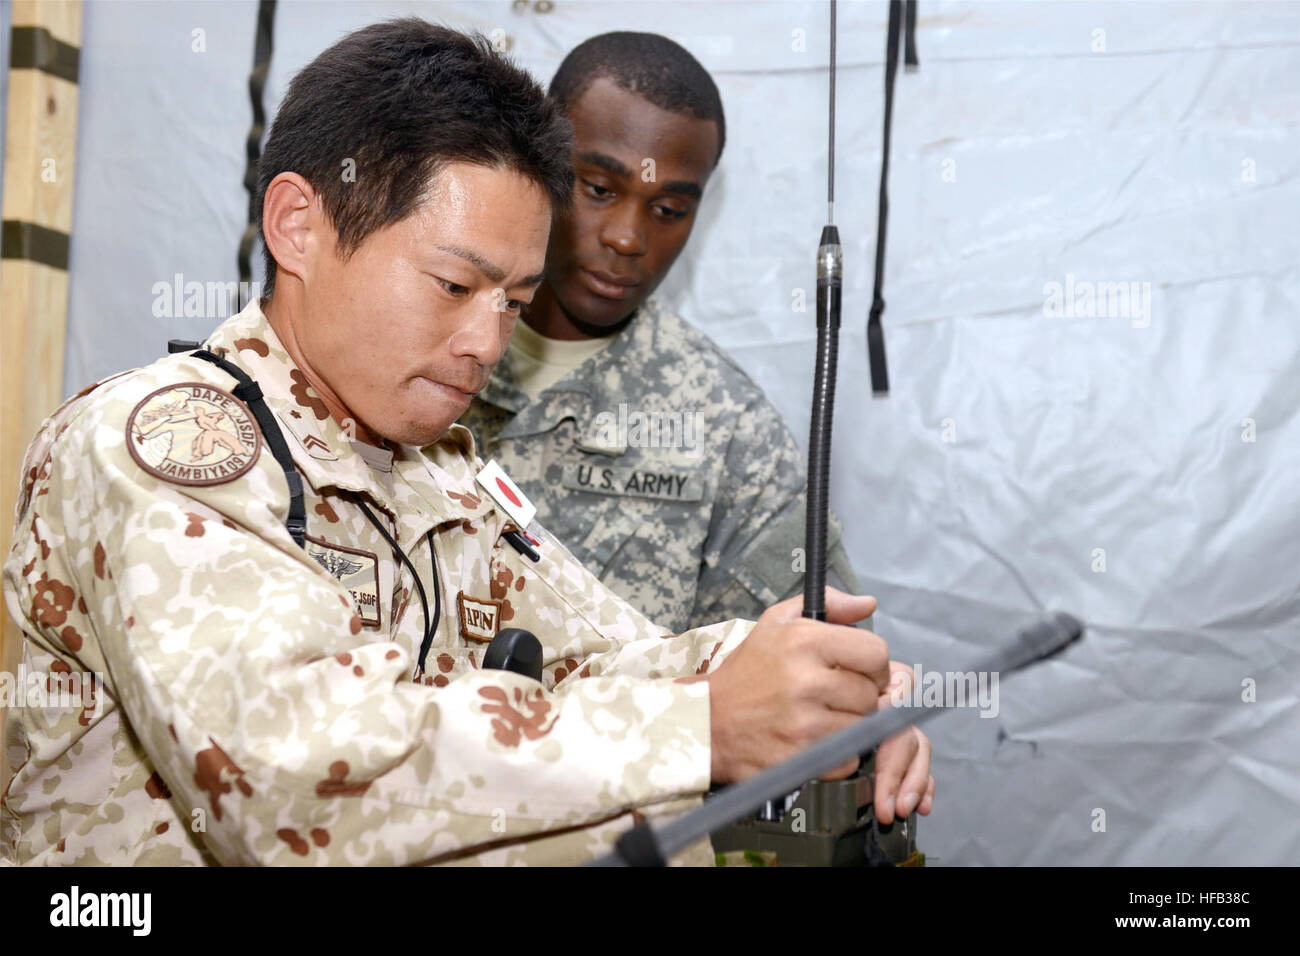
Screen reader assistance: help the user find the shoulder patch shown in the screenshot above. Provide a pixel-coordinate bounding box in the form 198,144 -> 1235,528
127,382 -> 262,486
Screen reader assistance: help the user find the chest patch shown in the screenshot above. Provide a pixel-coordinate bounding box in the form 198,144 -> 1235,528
457,592 -> 502,644
305,536 -> 381,627
561,461 -> 704,502
476,460 -> 537,528
127,383 -> 261,486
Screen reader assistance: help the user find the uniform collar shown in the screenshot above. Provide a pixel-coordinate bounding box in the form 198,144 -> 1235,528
200,301 -> 492,528
475,296 -> 669,449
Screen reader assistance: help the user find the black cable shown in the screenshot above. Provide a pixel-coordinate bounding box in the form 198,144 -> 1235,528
425,530 -> 441,671
172,348 -> 442,670
354,498 -> 441,676
239,0 -> 277,286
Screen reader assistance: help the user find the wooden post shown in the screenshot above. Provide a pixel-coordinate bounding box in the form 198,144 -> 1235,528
1,1 -> 82,744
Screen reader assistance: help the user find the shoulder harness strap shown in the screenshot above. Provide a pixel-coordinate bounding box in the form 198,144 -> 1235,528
169,340 -> 307,548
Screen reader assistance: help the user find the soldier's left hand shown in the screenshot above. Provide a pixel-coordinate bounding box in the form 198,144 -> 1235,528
873,661 -> 935,825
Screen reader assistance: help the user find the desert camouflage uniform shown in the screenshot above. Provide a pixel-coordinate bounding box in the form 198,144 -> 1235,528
460,297 -> 860,634
2,300 -> 753,866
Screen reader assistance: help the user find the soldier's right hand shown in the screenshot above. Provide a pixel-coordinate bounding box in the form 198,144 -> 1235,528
706,589 -> 887,784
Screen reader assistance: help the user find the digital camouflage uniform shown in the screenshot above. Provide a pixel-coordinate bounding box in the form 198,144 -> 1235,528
2,300 -> 753,866
460,297 -> 860,634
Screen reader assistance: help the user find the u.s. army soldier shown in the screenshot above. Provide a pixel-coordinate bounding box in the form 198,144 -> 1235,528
460,32 -> 863,639
2,20 -> 932,866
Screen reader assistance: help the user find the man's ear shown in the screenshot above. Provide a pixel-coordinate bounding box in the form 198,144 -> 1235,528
261,172 -> 320,286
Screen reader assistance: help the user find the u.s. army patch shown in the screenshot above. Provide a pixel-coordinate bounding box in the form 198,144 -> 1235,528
127,383 -> 261,486
457,592 -> 502,643
561,461 -> 704,502
305,536 -> 381,627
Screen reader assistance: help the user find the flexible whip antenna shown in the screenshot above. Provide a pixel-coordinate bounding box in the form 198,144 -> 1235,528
755,0 -> 845,824
827,0 -> 836,224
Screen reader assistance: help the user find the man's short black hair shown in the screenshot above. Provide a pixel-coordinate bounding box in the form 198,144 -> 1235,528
548,31 -> 725,164
258,19 -> 573,294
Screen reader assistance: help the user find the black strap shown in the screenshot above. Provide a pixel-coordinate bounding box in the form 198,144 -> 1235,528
904,0 -> 919,69
868,0 -> 918,397
189,348 -> 307,547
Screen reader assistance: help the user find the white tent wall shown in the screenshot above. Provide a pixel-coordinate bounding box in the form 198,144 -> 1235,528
42,0 -> 1300,864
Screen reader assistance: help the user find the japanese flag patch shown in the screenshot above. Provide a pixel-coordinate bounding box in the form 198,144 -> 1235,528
475,460 -> 537,528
